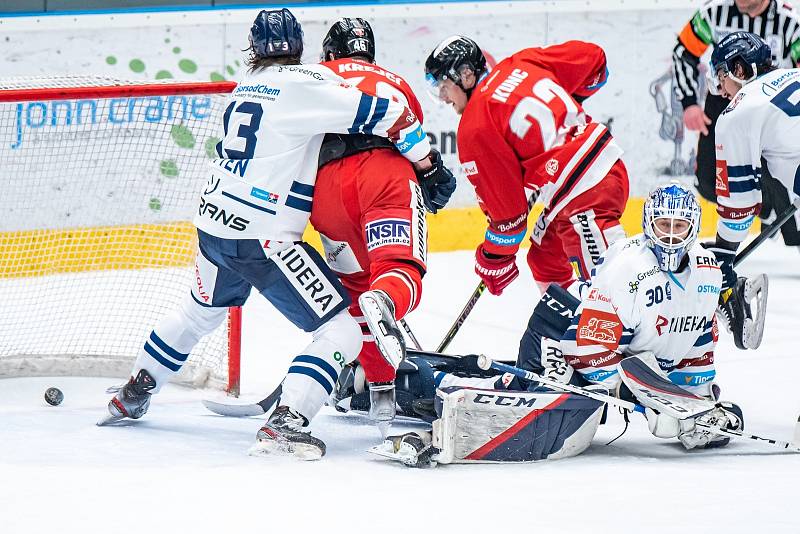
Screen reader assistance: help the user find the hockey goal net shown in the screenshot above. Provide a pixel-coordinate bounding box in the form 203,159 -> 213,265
0,76 -> 241,394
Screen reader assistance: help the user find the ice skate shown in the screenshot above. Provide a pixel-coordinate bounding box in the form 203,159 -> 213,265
368,382 -> 397,438
97,369 -> 156,426
250,406 -> 326,460
717,274 -> 768,350
358,290 -> 406,369
368,431 -> 437,468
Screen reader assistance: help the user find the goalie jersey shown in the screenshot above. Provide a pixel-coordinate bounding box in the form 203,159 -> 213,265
194,63 -> 430,241
714,68 -> 800,244
561,235 -> 722,397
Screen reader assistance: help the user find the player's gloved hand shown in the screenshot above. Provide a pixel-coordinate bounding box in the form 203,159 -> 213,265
474,244 -> 518,296
415,150 -> 457,214
683,104 -> 712,136
677,402 -> 743,450
701,241 -> 737,291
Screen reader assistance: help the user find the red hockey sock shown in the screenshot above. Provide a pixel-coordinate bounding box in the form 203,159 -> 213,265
370,263 -> 423,319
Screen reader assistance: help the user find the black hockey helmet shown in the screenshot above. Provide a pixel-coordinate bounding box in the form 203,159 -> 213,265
322,18 -> 375,62
711,31 -> 772,84
425,35 -> 487,97
249,8 -> 304,59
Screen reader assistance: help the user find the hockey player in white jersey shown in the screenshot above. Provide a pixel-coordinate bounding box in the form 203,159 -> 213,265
706,31 -> 789,347
100,9 -> 434,460
560,183 -> 744,449
372,184 -> 747,466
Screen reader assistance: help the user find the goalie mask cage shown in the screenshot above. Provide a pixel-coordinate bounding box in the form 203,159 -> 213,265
0,76 -> 242,395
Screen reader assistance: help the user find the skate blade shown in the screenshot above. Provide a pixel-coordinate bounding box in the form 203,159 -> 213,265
367,440 -> 421,467
248,438 -> 323,461
743,274 -> 769,349
376,421 -> 392,440
96,411 -> 125,426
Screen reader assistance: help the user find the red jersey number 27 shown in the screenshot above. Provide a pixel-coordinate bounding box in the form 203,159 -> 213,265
508,78 -> 581,150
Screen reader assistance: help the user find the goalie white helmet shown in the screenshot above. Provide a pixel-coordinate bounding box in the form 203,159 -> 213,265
642,182 -> 701,272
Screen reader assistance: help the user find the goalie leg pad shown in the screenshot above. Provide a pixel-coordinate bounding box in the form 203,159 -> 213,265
432,386 -> 603,463
618,353 -> 715,419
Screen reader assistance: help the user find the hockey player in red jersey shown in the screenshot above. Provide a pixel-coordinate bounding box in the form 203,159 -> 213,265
312,18 -> 456,431
425,37 -> 629,295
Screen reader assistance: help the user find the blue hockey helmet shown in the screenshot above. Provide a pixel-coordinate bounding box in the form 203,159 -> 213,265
642,182 -> 701,272
711,31 -> 772,85
249,8 -> 304,59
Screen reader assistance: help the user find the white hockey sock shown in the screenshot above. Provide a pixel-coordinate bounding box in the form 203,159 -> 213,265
280,309 -> 361,421
132,295 -> 227,393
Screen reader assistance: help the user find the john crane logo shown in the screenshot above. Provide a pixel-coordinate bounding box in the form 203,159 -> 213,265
9,95 -> 213,149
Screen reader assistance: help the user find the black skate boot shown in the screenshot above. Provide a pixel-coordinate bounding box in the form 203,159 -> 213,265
358,290 -> 406,369
251,406 -> 326,460
717,274 -> 768,350
97,369 -> 156,426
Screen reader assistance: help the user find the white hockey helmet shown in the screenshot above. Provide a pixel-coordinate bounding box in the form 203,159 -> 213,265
642,182 -> 701,272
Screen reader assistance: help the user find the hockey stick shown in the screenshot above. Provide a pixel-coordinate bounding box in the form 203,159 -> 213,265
477,356 -> 800,453
733,197 -> 800,267
400,318 -> 422,351
435,281 -> 486,353
202,319 -> 424,417
202,383 -> 282,417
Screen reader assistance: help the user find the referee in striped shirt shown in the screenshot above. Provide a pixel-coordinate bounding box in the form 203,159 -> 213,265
672,0 -> 800,245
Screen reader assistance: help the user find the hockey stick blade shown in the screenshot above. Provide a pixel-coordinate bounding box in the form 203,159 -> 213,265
202,383 -> 282,418
202,399 -> 267,417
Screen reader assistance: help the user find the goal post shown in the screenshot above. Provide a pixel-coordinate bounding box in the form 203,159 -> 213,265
0,76 -> 241,395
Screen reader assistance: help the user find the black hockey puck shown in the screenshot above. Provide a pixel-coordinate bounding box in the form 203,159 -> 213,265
44,387 -> 64,406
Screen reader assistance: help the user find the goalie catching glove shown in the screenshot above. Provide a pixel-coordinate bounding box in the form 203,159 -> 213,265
415,149 -> 456,214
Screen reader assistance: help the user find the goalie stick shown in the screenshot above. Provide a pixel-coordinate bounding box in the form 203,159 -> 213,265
477,356 -> 800,453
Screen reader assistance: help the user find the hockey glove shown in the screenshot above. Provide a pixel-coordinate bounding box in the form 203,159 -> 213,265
677,402 -> 744,450
475,244 -> 519,296
702,242 -> 737,291
416,149 -> 457,214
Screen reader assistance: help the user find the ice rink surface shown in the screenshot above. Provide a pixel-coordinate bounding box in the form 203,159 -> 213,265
2,240 -> 799,534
